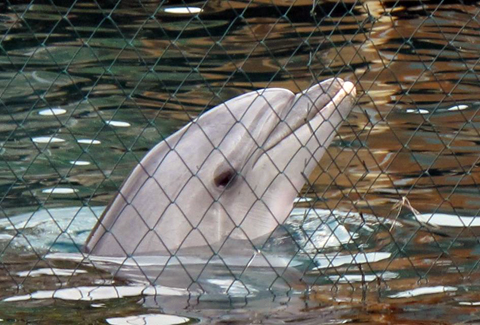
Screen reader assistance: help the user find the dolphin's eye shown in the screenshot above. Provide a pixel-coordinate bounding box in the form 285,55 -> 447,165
214,168 -> 237,189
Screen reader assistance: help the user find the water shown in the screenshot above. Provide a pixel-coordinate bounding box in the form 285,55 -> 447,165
2,0 -> 480,323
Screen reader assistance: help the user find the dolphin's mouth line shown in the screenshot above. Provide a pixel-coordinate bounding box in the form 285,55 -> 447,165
260,82 -> 353,155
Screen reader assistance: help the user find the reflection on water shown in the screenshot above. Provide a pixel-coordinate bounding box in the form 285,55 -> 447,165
2,0 -> 480,323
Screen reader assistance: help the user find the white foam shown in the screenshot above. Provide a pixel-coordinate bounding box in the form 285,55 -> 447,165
287,208 -> 367,250
0,207 -> 104,252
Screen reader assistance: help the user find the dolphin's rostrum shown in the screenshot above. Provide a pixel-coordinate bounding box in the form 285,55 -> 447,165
85,78 -> 356,257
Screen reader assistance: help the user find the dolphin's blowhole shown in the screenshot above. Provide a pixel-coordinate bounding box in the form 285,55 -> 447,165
214,168 -> 237,189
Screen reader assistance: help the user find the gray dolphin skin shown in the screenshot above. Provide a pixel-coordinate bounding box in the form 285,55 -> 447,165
85,78 -> 356,257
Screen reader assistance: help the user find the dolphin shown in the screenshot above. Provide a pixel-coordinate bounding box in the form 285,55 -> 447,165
84,78 -> 356,258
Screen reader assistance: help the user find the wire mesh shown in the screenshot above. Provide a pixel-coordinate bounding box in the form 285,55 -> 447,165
1,0 -> 480,322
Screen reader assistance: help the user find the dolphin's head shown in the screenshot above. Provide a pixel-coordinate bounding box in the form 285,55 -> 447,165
85,78 -> 356,257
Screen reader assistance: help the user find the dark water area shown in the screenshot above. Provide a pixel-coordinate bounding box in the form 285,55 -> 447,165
2,0 -> 480,323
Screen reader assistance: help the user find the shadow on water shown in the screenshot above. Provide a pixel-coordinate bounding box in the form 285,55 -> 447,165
2,0 -> 480,323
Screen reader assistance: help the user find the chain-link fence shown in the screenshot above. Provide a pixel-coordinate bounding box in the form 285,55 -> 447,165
1,0 -> 480,323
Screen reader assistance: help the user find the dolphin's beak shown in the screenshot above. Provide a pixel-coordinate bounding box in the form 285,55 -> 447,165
262,78 -> 356,153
